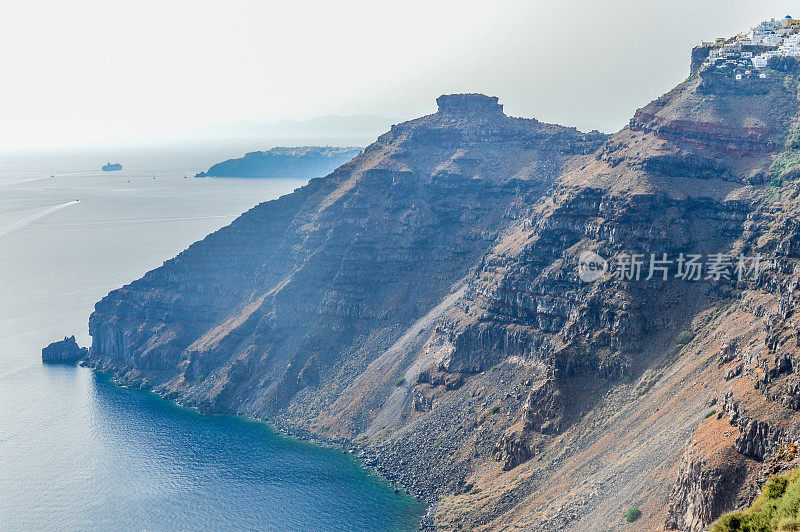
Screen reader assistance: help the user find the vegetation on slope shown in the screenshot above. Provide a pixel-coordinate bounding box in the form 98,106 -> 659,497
767,119 -> 800,203
625,508 -> 641,523
772,75 -> 800,180
772,125 -> 800,180
711,470 -> 800,531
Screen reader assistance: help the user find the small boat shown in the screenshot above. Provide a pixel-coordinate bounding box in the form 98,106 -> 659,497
102,162 -> 122,171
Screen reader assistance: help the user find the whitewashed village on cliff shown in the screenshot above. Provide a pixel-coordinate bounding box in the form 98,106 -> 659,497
698,15 -> 800,79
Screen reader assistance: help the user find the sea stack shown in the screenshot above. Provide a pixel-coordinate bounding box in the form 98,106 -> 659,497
42,336 -> 88,364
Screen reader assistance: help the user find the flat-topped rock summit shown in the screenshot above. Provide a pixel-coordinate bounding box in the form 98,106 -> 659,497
435,93 -> 504,114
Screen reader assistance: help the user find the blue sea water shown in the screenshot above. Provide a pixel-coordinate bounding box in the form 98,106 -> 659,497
0,142 -> 424,531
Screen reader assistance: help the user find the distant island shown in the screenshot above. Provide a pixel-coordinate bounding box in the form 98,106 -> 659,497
102,162 -> 122,171
195,146 -> 362,178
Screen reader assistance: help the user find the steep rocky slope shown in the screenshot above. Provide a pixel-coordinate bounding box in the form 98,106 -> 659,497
420,68 -> 800,531
88,92 -> 604,435
85,53 -> 800,530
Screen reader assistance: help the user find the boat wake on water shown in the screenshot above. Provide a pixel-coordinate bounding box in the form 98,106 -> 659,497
0,200 -> 80,238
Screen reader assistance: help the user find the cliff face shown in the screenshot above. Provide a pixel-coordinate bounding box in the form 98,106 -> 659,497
88,93 -> 604,418
87,60 -> 800,530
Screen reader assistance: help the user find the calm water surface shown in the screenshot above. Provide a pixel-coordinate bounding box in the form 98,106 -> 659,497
0,144 -> 424,530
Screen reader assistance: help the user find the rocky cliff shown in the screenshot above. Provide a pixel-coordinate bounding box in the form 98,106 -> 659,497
42,336 -> 87,364
88,91 -> 605,433
85,48 -> 800,531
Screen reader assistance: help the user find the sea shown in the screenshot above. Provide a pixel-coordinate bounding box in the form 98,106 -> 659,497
0,140 -> 425,531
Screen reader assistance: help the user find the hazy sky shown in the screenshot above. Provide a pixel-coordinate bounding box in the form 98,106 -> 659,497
1,0 -> 797,149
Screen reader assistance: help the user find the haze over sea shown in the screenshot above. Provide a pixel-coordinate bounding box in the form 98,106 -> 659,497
0,140 -> 424,530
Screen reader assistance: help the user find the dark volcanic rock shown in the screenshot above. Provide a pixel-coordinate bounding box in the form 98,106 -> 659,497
42,336 -> 87,364
690,45 -> 713,75
87,93 -> 605,424
665,442 -> 751,532
436,93 -> 504,115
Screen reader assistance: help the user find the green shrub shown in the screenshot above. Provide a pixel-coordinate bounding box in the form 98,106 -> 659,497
622,375 -> 632,385
625,508 -> 641,523
490,406 -> 501,414
395,378 -> 405,387
712,512 -> 767,531
765,476 -> 790,500
776,480 -> 800,521
772,125 -> 800,179
705,410 -> 717,419
773,153 -> 800,180
675,330 -> 696,346
777,516 -> 800,531
711,471 -> 800,531
786,127 -> 800,151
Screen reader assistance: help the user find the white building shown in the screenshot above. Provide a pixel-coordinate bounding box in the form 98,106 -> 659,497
752,55 -> 769,68
701,17 -> 800,72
